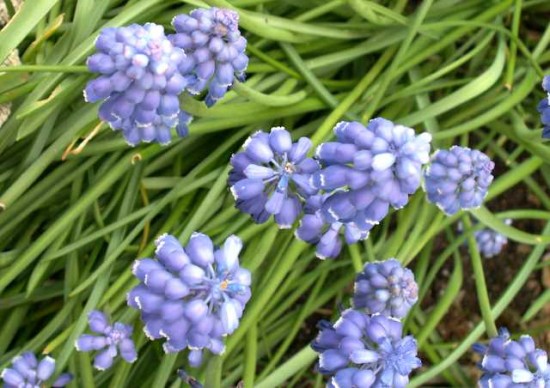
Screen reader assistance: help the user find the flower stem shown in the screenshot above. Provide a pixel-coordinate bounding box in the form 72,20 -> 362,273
0,65 -> 89,73
461,215 -> 498,337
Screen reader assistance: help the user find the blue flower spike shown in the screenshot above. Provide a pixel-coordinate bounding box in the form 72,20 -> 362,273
424,146 -> 494,215
128,233 -> 251,367
312,309 -> 421,388
296,118 -> 431,259
170,7 -> 248,107
474,219 -> 511,258
314,119 -> 432,220
85,23 -> 189,145
473,328 -> 550,387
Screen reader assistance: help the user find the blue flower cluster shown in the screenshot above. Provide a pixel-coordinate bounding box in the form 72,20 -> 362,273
458,219 -> 510,258
299,119 -> 431,258
312,309 -> 421,388
170,7 -> 248,107
423,146 -> 494,215
0,235 -> 252,383
229,127 -> 318,227
312,258 -> 420,387
5,1 -> 543,387
1,352 -> 72,388
229,119 -> 433,258
85,7 -> 248,145
353,259 -> 418,319
229,119 -> 498,259
473,328 -> 550,387
538,75 -> 550,138
75,310 -> 137,370
314,119 -> 432,210
128,233 -> 251,366
474,220 -> 510,258
85,23 -> 186,145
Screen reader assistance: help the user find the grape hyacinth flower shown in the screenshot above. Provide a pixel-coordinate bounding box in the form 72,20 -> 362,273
474,219 -> 511,259
537,75 -> 550,139
296,118 -> 431,259
353,259 -> 418,319
75,310 -> 137,370
473,328 -> 550,387
1,352 -> 73,388
312,309 -> 421,387
128,233 -> 251,366
229,127 -> 319,228
85,23 -> 188,145
423,146 -> 495,215
170,7 -> 248,107
296,193 -> 374,259
313,119 -> 432,224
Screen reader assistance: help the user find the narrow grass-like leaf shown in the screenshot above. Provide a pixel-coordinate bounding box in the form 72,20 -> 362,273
0,0 -> 59,62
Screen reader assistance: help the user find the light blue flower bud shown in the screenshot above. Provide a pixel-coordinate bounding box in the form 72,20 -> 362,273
353,259 -> 418,319
424,146 -> 494,215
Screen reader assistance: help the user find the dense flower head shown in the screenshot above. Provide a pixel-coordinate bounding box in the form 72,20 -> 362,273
1,352 -> 72,388
423,146 -> 494,215
75,310 -> 137,370
85,23 -> 189,145
312,309 -> 421,387
458,219 -> 510,259
295,118 -> 431,259
296,193 -> 374,259
229,127 -> 319,228
538,75 -> 550,139
170,7 -> 248,107
128,233 -> 251,366
473,328 -> 550,387
353,259 -> 418,319
474,220 -> 510,259
313,119 -> 432,222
